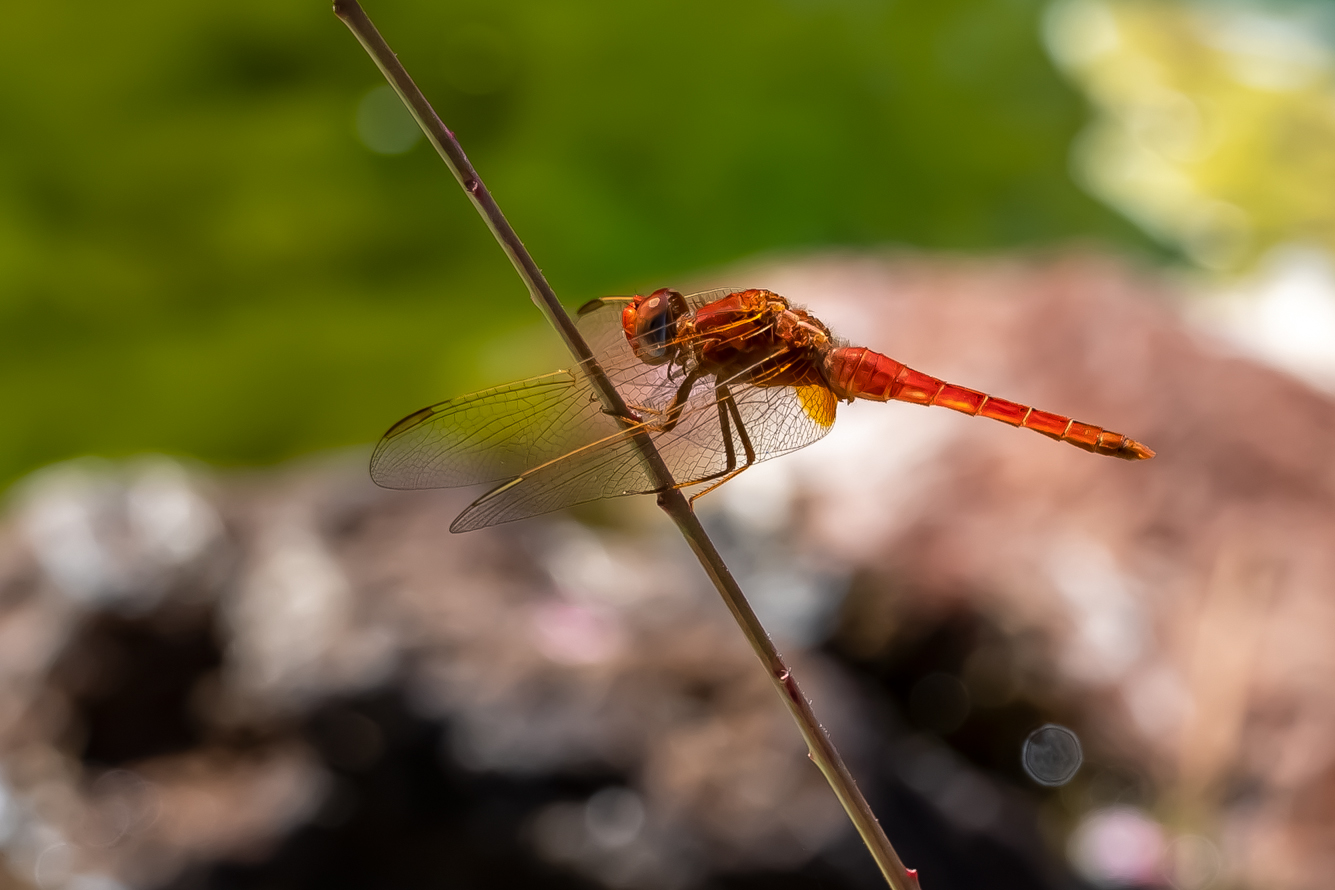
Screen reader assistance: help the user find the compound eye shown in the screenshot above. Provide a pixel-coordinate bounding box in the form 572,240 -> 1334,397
631,291 -> 678,364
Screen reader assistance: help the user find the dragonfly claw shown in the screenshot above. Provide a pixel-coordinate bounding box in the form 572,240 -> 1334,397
607,405 -> 644,424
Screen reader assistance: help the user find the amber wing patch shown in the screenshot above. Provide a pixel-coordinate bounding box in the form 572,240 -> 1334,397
796,384 -> 837,428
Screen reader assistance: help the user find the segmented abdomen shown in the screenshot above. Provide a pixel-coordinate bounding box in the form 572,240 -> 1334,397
822,347 -> 1154,461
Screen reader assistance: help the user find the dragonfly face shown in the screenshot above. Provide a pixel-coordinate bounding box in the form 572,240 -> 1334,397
622,287 -> 688,366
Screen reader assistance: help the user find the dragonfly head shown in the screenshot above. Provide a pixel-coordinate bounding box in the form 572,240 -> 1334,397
623,288 -> 686,365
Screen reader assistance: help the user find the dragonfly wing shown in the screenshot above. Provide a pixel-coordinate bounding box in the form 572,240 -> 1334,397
681,287 -> 747,311
665,370 -> 838,482
449,303 -> 715,531
728,379 -> 839,461
380,301 -> 705,527
442,361 -> 838,531
370,371 -> 621,491
449,427 -> 660,532
447,378 -> 813,532
605,366 -> 844,495
413,293 -> 837,530
574,296 -> 635,365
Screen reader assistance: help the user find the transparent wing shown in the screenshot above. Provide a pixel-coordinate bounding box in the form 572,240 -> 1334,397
448,425 -> 657,532
370,297 -> 691,492
728,378 -> 839,461
369,371 -> 626,490
449,346 -> 839,532
378,289 -> 838,532
683,287 -> 747,310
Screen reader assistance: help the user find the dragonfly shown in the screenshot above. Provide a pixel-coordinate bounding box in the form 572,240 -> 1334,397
371,288 -> 1154,532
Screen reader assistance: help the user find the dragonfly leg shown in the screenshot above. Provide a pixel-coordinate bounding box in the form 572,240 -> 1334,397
639,368 -> 713,497
590,389 -> 645,424
672,380 -> 740,490
687,382 -> 758,506
656,367 -> 707,433
603,405 -> 644,424
659,388 -> 735,496
718,390 -> 738,472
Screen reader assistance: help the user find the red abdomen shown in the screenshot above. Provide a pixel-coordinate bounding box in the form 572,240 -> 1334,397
822,347 -> 1153,461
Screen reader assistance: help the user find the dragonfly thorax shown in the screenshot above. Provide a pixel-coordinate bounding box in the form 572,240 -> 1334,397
774,304 -> 834,352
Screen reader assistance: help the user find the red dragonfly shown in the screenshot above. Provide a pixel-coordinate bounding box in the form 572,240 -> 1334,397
371,288 -> 1154,532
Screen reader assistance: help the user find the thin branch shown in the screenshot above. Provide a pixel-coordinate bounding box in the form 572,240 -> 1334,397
333,4 -> 919,888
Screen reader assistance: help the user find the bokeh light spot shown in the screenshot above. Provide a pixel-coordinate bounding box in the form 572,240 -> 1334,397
1023,723 -> 1083,786
1069,806 -> 1166,887
34,843 -> 73,890
1167,834 -> 1222,890
355,85 -> 421,155
583,787 -> 644,849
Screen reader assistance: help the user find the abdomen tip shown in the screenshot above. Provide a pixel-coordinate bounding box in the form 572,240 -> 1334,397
1123,439 -> 1155,460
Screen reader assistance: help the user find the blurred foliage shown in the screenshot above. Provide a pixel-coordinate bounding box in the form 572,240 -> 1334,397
1047,0 -> 1335,271
0,0 -> 1153,491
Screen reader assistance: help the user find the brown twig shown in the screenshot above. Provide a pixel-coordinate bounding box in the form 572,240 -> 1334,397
332,3 -> 919,887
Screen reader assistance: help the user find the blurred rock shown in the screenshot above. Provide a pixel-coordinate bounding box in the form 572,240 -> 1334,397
0,251 -> 1331,890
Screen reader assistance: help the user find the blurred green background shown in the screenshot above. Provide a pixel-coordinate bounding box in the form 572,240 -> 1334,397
1,0 -> 1163,492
